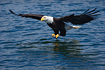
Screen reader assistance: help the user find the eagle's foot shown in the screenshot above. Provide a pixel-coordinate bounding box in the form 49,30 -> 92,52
52,33 -> 56,37
52,34 -> 59,39
56,34 -> 59,39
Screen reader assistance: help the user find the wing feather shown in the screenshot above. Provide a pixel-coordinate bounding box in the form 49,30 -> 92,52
9,10 -> 44,20
59,8 -> 100,25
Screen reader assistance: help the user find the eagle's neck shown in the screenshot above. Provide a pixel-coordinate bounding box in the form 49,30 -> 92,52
44,16 -> 54,24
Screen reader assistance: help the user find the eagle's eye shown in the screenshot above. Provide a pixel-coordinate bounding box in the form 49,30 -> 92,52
44,17 -> 46,19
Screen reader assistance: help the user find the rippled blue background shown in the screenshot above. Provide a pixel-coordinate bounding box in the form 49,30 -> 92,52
0,0 -> 105,70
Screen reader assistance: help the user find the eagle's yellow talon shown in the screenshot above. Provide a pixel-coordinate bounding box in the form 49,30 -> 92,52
52,33 -> 55,37
56,34 -> 59,39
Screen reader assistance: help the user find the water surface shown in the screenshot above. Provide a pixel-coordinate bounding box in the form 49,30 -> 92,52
0,0 -> 105,70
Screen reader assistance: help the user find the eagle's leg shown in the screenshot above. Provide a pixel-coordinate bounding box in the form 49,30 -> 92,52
52,33 -> 56,37
56,34 -> 59,39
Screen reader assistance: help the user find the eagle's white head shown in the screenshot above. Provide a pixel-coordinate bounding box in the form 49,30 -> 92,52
41,16 -> 53,24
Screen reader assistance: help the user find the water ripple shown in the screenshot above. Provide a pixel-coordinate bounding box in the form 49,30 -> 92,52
0,0 -> 105,70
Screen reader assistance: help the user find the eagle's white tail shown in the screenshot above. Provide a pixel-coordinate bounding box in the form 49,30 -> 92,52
72,26 -> 81,29
65,24 -> 81,31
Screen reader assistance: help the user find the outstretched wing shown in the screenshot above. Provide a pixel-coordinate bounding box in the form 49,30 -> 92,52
9,10 -> 44,20
59,8 -> 100,25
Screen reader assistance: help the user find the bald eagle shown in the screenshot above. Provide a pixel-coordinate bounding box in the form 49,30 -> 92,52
9,8 -> 100,39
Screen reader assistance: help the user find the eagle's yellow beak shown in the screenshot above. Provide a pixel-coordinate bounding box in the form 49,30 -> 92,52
41,17 -> 45,21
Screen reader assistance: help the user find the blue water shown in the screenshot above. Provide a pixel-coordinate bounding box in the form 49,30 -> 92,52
0,0 -> 105,70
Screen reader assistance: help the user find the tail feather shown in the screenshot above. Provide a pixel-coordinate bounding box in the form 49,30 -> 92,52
65,24 -> 81,31
72,26 -> 81,29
